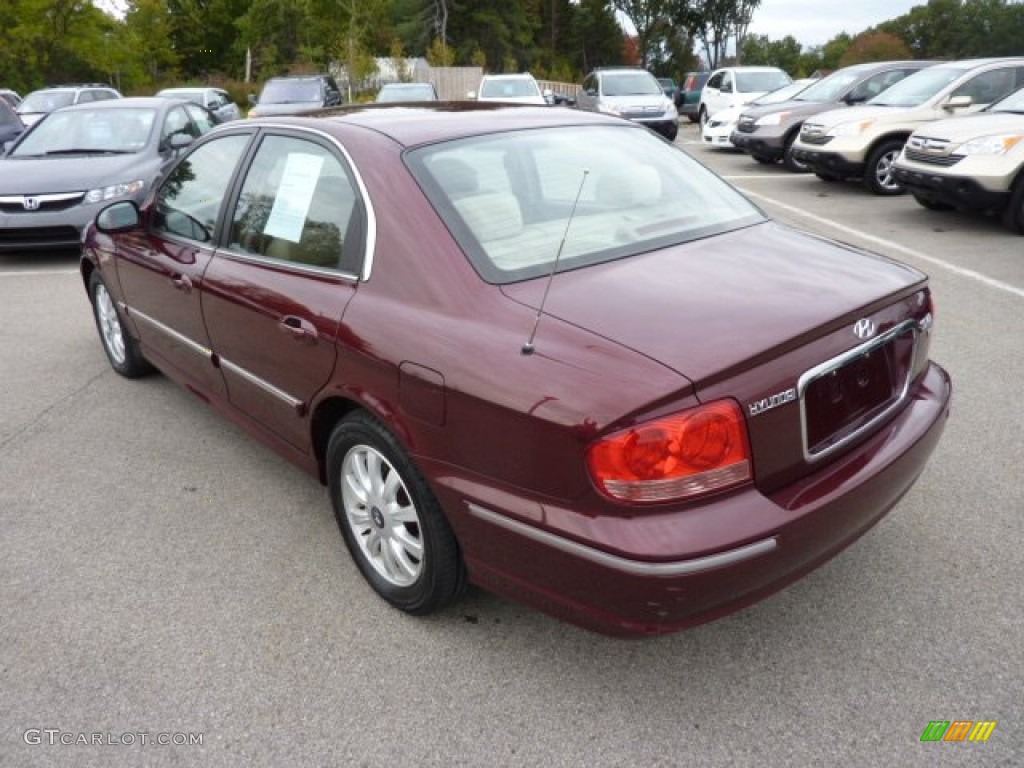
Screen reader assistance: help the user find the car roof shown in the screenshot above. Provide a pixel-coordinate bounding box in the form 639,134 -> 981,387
481,73 -> 537,80
61,96 -> 186,111
246,103 -> 632,147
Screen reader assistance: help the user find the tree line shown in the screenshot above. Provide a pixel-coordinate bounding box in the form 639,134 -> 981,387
1,0 -> 1022,99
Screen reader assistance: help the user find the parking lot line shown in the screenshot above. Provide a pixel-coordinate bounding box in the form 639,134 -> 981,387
741,188 -> 1024,301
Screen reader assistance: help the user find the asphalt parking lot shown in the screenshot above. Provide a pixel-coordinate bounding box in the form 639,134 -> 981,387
1,119 -> 1021,767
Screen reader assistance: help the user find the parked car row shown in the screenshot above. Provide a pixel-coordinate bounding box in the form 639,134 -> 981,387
712,56 -> 1024,233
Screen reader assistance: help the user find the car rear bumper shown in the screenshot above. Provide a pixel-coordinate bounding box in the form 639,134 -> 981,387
891,165 -> 1010,211
435,361 -> 951,636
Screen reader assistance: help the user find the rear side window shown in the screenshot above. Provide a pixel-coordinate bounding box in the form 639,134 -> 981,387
228,134 -> 364,274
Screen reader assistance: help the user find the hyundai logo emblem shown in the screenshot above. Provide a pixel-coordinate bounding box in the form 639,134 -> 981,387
22,196 -> 41,211
853,318 -> 876,340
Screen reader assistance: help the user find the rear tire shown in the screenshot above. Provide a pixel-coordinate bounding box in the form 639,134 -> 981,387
864,139 -> 906,195
326,411 -> 465,615
752,154 -> 775,165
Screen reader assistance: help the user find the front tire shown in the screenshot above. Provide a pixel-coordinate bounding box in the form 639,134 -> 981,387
698,106 -> 708,127
89,271 -> 151,378
1002,175 -> 1024,234
326,412 -> 464,615
782,135 -> 810,173
864,139 -> 906,195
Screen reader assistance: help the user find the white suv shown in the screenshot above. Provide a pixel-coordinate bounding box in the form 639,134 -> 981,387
471,73 -> 548,105
16,84 -> 122,127
791,58 -> 1024,194
892,85 -> 1024,233
698,66 -> 791,126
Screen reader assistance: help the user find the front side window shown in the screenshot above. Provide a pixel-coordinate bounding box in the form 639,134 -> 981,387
184,103 -> 217,134
153,134 -> 251,242
408,124 -> 763,284
228,134 -> 363,273
952,67 -> 1019,105
734,71 -> 791,93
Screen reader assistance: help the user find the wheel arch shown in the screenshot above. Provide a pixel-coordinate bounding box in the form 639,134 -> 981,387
865,132 -> 911,160
310,396 -> 365,484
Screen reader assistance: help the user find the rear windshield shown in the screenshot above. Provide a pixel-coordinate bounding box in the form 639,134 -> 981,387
734,71 -> 792,93
868,65 -> 968,107
600,72 -> 662,96
259,80 -> 322,104
479,78 -> 541,99
407,125 -> 764,284
19,90 -> 75,112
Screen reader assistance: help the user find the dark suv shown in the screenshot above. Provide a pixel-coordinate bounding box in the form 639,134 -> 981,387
248,75 -> 342,117
675,71 -> 709,123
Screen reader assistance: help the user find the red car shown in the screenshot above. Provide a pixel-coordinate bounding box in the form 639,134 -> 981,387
81,104 -> 951,636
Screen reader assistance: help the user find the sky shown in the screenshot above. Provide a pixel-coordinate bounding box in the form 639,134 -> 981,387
745,0 -> 926,48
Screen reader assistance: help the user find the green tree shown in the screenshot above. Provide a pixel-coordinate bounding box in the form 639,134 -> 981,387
838,31 -> 912,66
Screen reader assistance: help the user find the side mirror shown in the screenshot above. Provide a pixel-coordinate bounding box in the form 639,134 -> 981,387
720,82 -> 733,94
248,94 -> 257,106
944,94 -> 972,110
96,201 -> 141,233
466,90 -> 477,100
167,132 -> 193,152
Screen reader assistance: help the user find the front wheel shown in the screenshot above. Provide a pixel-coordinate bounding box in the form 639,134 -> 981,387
698,106 -> 708,127
864,139 -> 906,195
326,412 -> 465,615
89,271 -> 151,378
783,138 -> 810,173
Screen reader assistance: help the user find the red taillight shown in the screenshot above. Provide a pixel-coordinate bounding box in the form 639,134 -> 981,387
586,400 -> 752,504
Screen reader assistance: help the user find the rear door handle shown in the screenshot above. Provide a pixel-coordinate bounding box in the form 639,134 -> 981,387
278,315 -> 318,343
171,274 -> 192,293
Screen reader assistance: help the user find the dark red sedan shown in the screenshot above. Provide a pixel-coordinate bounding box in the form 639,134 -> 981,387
81,104 -> 951,636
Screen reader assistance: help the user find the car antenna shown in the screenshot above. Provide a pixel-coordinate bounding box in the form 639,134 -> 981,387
522,168 -> 589,356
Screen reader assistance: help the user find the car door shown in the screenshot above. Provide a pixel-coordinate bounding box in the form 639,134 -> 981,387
702,70 -> 724,117
115,131 -> 254,399
200,130 -> 366,450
